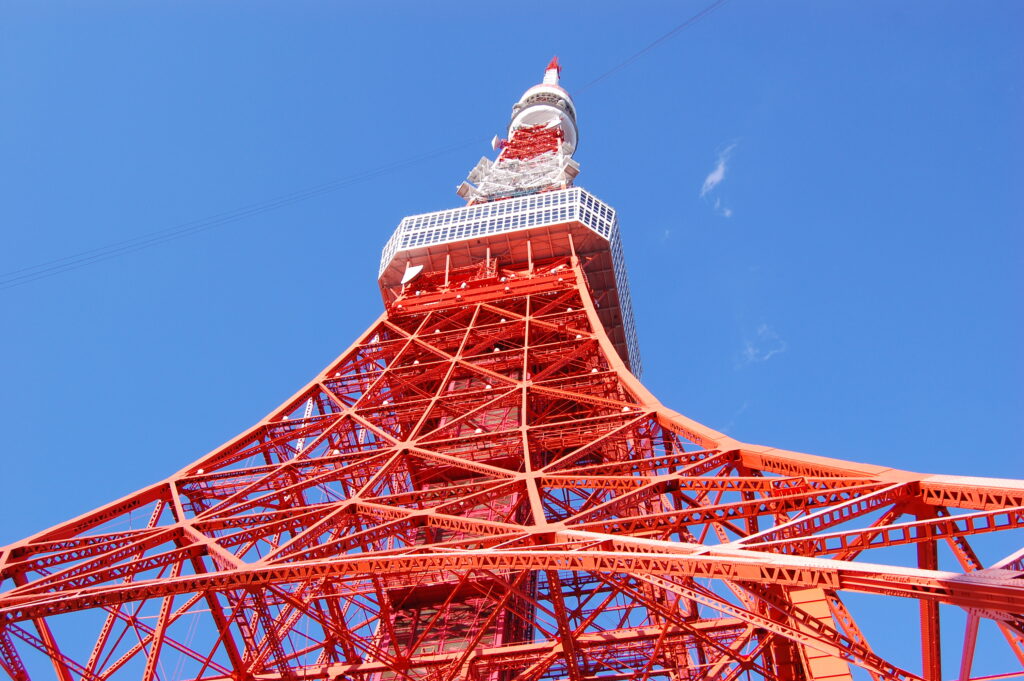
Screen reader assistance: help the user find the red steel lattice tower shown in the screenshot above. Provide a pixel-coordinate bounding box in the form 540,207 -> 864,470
2,59 -> 1023,681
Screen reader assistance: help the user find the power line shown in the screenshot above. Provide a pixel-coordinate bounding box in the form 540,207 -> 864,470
576,0 -> 733,94
0,138 -> 483,291
3,0 -> 731,292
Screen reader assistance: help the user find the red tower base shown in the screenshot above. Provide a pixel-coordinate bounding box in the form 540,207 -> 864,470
1,250 -> 1023,681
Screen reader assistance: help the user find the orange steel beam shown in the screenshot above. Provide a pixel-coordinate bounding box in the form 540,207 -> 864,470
4,538 -> 1024,623
917,509 -> 942,680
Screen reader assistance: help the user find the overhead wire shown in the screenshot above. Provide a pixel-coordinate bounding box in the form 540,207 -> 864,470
2,0 -> 731,292
575,0 -> 733,94
0,138 -> 484,291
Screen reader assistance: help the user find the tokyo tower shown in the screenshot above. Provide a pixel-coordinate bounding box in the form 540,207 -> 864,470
2,58 -> 1024,681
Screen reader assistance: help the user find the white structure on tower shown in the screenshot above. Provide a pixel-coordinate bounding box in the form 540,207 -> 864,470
457,57 -> 581,204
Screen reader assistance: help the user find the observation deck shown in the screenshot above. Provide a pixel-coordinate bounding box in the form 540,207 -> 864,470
379,187 -> 641,375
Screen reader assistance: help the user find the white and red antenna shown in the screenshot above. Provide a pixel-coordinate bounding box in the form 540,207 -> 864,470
457,58 -> 580,203
542,55 -> 562,84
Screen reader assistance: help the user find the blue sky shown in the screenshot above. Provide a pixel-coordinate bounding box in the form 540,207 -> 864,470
1,1 -> 1022,677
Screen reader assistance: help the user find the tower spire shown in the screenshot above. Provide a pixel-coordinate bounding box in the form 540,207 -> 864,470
457,59 -> 579,203
543,55 -> 561,84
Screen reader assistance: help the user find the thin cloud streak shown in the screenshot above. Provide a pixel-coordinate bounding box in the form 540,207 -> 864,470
737,324 -> 787,368
714,197 -> 733,218
700,143 -> 737,197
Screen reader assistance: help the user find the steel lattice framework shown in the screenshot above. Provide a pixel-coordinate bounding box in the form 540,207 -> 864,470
1,60 -> 1023,681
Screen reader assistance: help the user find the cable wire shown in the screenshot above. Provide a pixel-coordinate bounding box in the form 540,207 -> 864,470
575,0 -> 733,94
3,0 -> 731,292
0,138 -> 483,291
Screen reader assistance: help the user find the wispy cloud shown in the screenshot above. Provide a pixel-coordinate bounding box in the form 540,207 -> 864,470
721,400 -> 749,434
714,198 -> 733,218
737,324 -> 787,368
700,143 -> 737,198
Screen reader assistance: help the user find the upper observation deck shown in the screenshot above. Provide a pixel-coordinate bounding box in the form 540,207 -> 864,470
378,187 -> 641,375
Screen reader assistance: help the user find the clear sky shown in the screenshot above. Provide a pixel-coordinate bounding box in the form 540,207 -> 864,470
1,1 -> 1022,677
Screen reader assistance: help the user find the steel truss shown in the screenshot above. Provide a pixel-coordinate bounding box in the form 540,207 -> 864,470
1,254 -> 1022,681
